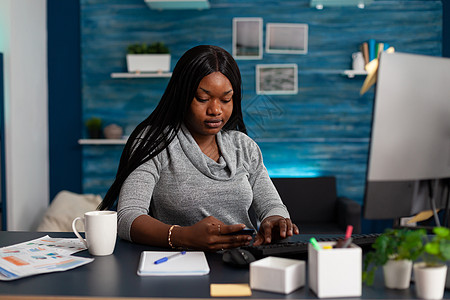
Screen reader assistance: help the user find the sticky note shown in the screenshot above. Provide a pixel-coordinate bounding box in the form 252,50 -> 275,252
210,283 -> 252,297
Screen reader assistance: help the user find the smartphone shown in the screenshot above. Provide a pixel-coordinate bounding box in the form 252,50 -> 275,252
225,228 -> 256,236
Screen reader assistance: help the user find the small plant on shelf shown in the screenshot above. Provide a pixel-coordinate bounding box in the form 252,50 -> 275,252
126,42 -> 171,73
127,42 -> 170,54
85,117 -> 102,139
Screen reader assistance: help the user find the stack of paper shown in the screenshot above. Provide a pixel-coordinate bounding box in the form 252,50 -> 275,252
0,235 -> 94,281
137,251 -> 210,276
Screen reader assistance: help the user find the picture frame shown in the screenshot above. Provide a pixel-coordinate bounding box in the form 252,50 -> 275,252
266,23 -> 308,54
232,17 -> 263,60
256,64 -> 298,95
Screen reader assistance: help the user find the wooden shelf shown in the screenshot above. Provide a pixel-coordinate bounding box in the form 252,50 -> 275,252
78,139 -> 127,145
110,72 -> 172,79
342,70 -> 367,78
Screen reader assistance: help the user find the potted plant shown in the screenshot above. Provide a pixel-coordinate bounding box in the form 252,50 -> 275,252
85,117 -> 102,139
126,42 -> 171,73
413,227 -> 450,300
363,228 -> 425,289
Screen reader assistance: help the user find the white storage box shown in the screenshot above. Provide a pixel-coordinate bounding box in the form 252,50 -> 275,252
250,256 -> 305,294
308,242 -> 362,298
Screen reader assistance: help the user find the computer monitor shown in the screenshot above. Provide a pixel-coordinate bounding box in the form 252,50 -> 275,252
363,52 -> 450,221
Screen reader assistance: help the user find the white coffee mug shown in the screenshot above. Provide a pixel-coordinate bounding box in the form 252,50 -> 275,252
72,211 -> 117,256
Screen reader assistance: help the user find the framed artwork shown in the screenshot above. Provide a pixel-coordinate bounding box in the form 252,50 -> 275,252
256,64 -> 298,95
266,23 -> 308,54
232,17 -> 263,59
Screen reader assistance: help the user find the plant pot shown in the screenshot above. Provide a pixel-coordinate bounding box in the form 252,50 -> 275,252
88,128 -> 102,139
126,54 -> 171,73
383,259 -> 412,289
103,124 -> 123,139
413,262 -> 447,300
446,262 -> 450,289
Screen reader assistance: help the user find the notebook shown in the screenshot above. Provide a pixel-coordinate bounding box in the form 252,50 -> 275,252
137,251 -> 210,276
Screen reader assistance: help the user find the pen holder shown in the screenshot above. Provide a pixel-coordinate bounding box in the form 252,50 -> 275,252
308,242 -> 362,298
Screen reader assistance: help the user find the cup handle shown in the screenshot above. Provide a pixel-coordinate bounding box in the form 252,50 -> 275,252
72,217 -> 88,248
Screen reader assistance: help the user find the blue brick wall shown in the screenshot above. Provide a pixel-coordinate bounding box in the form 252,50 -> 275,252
80,0 -> 442,210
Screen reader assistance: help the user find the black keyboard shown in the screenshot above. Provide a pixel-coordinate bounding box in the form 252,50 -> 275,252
241,233 -> 381,259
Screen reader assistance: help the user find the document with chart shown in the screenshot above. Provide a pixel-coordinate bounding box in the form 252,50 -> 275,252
0,235 -> 94,281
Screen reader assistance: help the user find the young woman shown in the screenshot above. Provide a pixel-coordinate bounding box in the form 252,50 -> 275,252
99,45 -> 299,251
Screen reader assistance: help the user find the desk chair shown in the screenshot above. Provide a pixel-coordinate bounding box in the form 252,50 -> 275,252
271,177 -> 361,234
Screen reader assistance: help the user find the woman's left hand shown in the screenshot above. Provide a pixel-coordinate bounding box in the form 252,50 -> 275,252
253,216 -> 299,246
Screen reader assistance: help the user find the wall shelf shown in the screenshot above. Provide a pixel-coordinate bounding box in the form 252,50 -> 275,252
310,0 -> 373,9
144,0 -> 210,10
341,70 -> 367,78
78,139 -> 127,145
112,70 -> 367,79
110,72 -> 172,79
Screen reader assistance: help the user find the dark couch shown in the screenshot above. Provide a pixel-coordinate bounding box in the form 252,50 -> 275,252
271,177 -> 361,234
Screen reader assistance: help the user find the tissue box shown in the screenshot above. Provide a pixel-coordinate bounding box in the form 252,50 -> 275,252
308,242 -> 362,298
250,256 -> 305,294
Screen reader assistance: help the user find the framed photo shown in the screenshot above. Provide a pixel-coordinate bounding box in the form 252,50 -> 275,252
266,23 -> 308,54
232,17 -> 263,60
256,64 -> 298,95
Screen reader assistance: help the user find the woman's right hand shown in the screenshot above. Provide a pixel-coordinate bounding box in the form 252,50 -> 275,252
173,216 -> 253,251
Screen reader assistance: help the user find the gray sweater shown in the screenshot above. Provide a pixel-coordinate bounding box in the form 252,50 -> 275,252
117,125 -> 290,241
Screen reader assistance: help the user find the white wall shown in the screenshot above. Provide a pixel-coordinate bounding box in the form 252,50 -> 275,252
0,0 -> 49,230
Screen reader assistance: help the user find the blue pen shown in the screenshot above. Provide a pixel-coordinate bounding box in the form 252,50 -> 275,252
154,251 -> 187,264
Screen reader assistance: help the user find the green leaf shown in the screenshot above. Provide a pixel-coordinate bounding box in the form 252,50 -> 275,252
434,227 -> 450,238
440,240 -> 450,260
425,243 -> 440,256
85,117 -> 102,129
